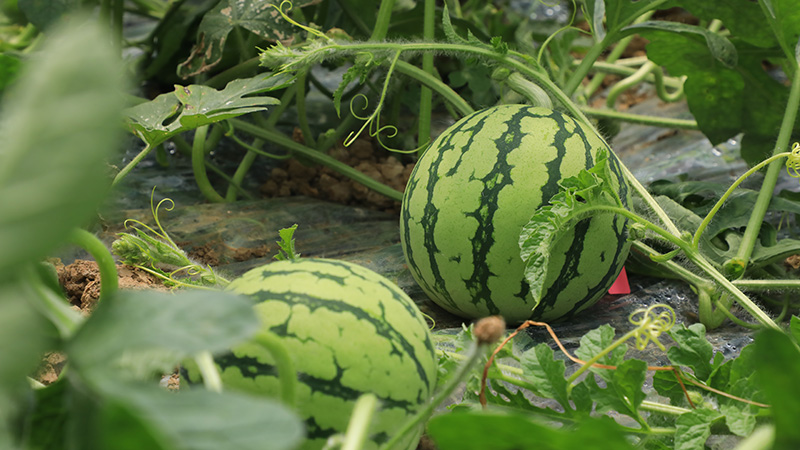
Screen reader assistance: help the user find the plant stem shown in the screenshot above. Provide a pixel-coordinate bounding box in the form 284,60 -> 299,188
579,60 -> 684,88
67,228 -> 119,301
253,330 -> 297,408
379,343 -> 485,450
192,125 -> 226,203
370,0 -> 396,41
564,35 -> 610,97
733,279 -> 800,290
606,60 -> 657,108
417,0 -> 435,154
639,400 -> 691,416
195,351 -> 222,393
341,394 -> 379,450
685,248 -> 779,330
580,106 -> 698,130
731,58 -> 800,275
583,34 -> 636,98
113,141 -> 157,188
229,118 -> 403,201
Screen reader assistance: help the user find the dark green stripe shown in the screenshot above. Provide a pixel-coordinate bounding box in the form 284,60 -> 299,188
216,352 -> 417,412
244,275 -> 434,404
462,106 -> 531,314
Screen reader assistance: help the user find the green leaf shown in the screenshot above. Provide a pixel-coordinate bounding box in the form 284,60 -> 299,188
0,18 -> 124,276
27,378 -> 304,450
0,277 -> 51,395
574,324 -> 627,382
124,73 -> 291,145
97,382 -> 304,450
427,410 -> 636,450
274,224 -> 300,261
143,0 -> 225,79
628,16 -> 796,165
68,290 -> 258,378
666,324 -> 716,381
17,0 -> 79,30
791,315 -> 800,344
668,0 -> 776,48
650,181 -> 800,269
519,344 -> 572,413
582,0 -> 666,37
586,358 -> 648,423
624,21 -> 737,68
759,0 -> 800,56
652,370 -> 688,406
177,0 -> 315,77
714,345 -> 762,437
519,149 -> 623,306
674,408 -> 722,450
0,54 -> 21,93
754,329 -> 800,448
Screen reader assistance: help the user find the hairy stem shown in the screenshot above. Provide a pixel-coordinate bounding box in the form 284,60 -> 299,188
731,58 -> 800,275
417,0 -> 436,154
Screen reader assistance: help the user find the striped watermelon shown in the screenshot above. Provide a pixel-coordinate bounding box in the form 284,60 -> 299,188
400,105 -> 631,324
185,258 -> 437,450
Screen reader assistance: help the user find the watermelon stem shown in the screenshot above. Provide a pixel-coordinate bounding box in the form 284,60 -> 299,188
252,330 -> 297,408
341,393 -> 379,450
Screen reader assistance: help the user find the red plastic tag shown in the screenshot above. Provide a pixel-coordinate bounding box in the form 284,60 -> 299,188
608,267 -> 630,295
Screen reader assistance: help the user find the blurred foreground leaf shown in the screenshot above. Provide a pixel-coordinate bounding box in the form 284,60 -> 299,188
69,290 -> 259,379
0,18 -> 124,275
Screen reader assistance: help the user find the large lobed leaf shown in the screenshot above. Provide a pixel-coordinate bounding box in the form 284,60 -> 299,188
124,73 -> 292,145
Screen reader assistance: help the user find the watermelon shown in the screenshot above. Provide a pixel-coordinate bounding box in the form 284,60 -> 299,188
400,105 -> 631,324
184,258 -> 438,450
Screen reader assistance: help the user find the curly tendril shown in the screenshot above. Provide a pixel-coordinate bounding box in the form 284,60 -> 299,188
628,304 -> 676,351
786,142 -> 800,178
271,1 -> 332,43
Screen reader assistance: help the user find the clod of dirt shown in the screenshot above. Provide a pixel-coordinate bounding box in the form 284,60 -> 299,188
56,259 -> 166,313
33,352 -> 67,386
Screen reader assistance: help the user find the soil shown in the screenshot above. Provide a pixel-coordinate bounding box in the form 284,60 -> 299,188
35,260 -> 169,386
260,133 -> 414,215
55,259 -> 167,312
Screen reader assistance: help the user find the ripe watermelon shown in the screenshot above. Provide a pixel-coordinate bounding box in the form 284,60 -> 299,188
184,258 -> 437,450
400,105 -> 631,324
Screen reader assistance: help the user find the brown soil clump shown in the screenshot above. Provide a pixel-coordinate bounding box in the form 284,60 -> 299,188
260,136 -> 414,214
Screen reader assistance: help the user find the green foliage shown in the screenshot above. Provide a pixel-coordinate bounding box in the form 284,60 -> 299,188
427,411 -> 636,450
273,224 -> 300,261
124,73 -> 292,147
0,17 -> 123,276
754,328 -> 800,448
20,290 -> 303,450
519,148 -> 628,306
